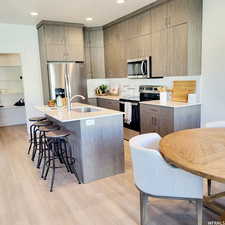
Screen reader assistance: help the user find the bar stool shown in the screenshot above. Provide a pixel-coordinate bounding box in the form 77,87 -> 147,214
27,116 -> 47,155
42,130 -> 81,192
36,125 -> 60,169
30,120 -> 52,162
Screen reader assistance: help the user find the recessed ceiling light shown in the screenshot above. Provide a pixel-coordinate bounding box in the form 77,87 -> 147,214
117,0 -> 125,4
30,12 -> 39,16
86,17 -> 93,21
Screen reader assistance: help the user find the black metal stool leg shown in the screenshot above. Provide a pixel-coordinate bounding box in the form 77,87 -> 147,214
37,132 -> 44,169
28,124 -> 35,155
31,127 -> 39,161
50,141 -> 56,192
64,139 -> 81,184
59,140 -> 70,172
44,141 -> 52,180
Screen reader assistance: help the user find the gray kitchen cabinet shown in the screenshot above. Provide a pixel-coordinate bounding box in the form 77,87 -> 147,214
140,103 -> 201,137
103,0 -> 202,78
84,27 -> 106,79
140,104 -> 160,134
38,22 -> 84,62
167,0 -> 188,27
97,98 -> 120,111
88,98 -> 98,106
167,23 -> 188,76
151,29 -> 167,77
151,2 -> 168,33
37,21 -> 85,103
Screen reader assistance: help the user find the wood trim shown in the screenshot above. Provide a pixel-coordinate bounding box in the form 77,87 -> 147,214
36,20 -> 84,29
103,0 -> 168,29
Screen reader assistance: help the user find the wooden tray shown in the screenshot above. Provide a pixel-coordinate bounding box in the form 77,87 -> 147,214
172,80 -> 196,102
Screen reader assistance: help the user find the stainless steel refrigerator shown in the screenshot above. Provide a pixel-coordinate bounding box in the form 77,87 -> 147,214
47,62 -> 87,102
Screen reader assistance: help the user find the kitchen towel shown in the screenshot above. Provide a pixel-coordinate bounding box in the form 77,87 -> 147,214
124,102 -> 132,124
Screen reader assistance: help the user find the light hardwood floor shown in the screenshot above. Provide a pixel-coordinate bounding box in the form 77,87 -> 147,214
0,125 -> 221,225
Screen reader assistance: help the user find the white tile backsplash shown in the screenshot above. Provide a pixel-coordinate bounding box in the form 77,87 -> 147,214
87,75 -> 202,101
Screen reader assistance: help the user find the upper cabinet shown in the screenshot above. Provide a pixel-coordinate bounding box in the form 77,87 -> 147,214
38,22 -> 84,62
151,0 -> 202,77
103,0 -> 202,78
84,27 -> 106,79
167,0 -> 188,27
151,2 -> 168,33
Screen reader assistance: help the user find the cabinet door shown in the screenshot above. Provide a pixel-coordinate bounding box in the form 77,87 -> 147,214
159,107 -> 174,137
44,25 -> 67,61
127,16 -> 139,38
45,25 -> 66,45
138,10 -> 152,35
97,98 -> 119,111
140,105 -> 160,134
65,26 -> 84,61
46,44 -> 66,61
104,44 -> 113,77
167,23 -> 188,76
90,47 -> 105,78
167,0 -> 188,27
138,34 -> 151,58
126,37 -> 139,59
151,29 -> 167,77
151,2 -> 168,33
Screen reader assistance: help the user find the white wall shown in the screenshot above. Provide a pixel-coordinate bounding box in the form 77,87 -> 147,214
201,0 -> 225,125
0,23 -> 43,126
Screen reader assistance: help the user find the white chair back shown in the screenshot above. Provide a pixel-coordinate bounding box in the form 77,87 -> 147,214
129,133 -> 203,199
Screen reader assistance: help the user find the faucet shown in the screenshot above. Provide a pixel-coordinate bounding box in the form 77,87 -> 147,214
67,95 -> 86,111
64,73 -> 86,112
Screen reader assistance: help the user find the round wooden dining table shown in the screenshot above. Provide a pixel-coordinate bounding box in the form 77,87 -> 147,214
160,128 -> 225,221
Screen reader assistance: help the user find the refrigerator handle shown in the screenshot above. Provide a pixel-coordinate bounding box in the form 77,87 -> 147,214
65,72 -> 71,110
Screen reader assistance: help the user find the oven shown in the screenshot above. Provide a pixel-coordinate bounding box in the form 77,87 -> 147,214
119,99 -> 140,132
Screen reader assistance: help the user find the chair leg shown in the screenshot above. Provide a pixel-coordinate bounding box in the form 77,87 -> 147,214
37,133 -> 44,168
50,142 -> 56,192
31,128 -> 39,161
140,191 -> 150,225
207,179 -> 212,196
44,142 -> 52,180
196,199 -> 203,225
27,124 -> 34,154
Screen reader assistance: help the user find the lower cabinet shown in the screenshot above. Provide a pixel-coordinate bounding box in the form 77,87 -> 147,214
140,103 -> 201,137
88,98 -> 98,106
97,98 -> 120,111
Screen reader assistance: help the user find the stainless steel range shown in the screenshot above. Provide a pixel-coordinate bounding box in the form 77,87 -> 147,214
119,85 -> 163,132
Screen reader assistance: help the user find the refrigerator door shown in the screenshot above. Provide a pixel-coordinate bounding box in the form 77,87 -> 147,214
67,63 -> 87,102
47,63 -> 66,100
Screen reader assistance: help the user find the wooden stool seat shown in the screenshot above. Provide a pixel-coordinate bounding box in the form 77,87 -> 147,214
39,125 -> 59,133
46,130 -> 71,138
33,120 -> 52,127
29,116 -> 46,122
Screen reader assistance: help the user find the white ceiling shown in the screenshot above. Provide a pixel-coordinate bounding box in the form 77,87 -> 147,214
0,0 -> 157,26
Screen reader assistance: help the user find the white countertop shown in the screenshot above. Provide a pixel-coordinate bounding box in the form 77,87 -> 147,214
36,102 -> 124,123
140,100 -> 201,108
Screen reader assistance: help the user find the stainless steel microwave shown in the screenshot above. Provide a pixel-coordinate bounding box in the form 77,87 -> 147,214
127,57 -> 151,79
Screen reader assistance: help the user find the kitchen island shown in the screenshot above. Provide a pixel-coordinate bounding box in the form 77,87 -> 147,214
37,103 -> 124,183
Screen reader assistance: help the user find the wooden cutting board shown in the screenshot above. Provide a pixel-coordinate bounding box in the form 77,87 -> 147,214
172,80 -> 196,102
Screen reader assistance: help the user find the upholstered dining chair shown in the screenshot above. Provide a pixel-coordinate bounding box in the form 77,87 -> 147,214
129,133 -> 203,225
206,121 -> 225,196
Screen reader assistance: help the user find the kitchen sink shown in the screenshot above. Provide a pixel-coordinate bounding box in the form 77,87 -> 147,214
72,107 -> 101,113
